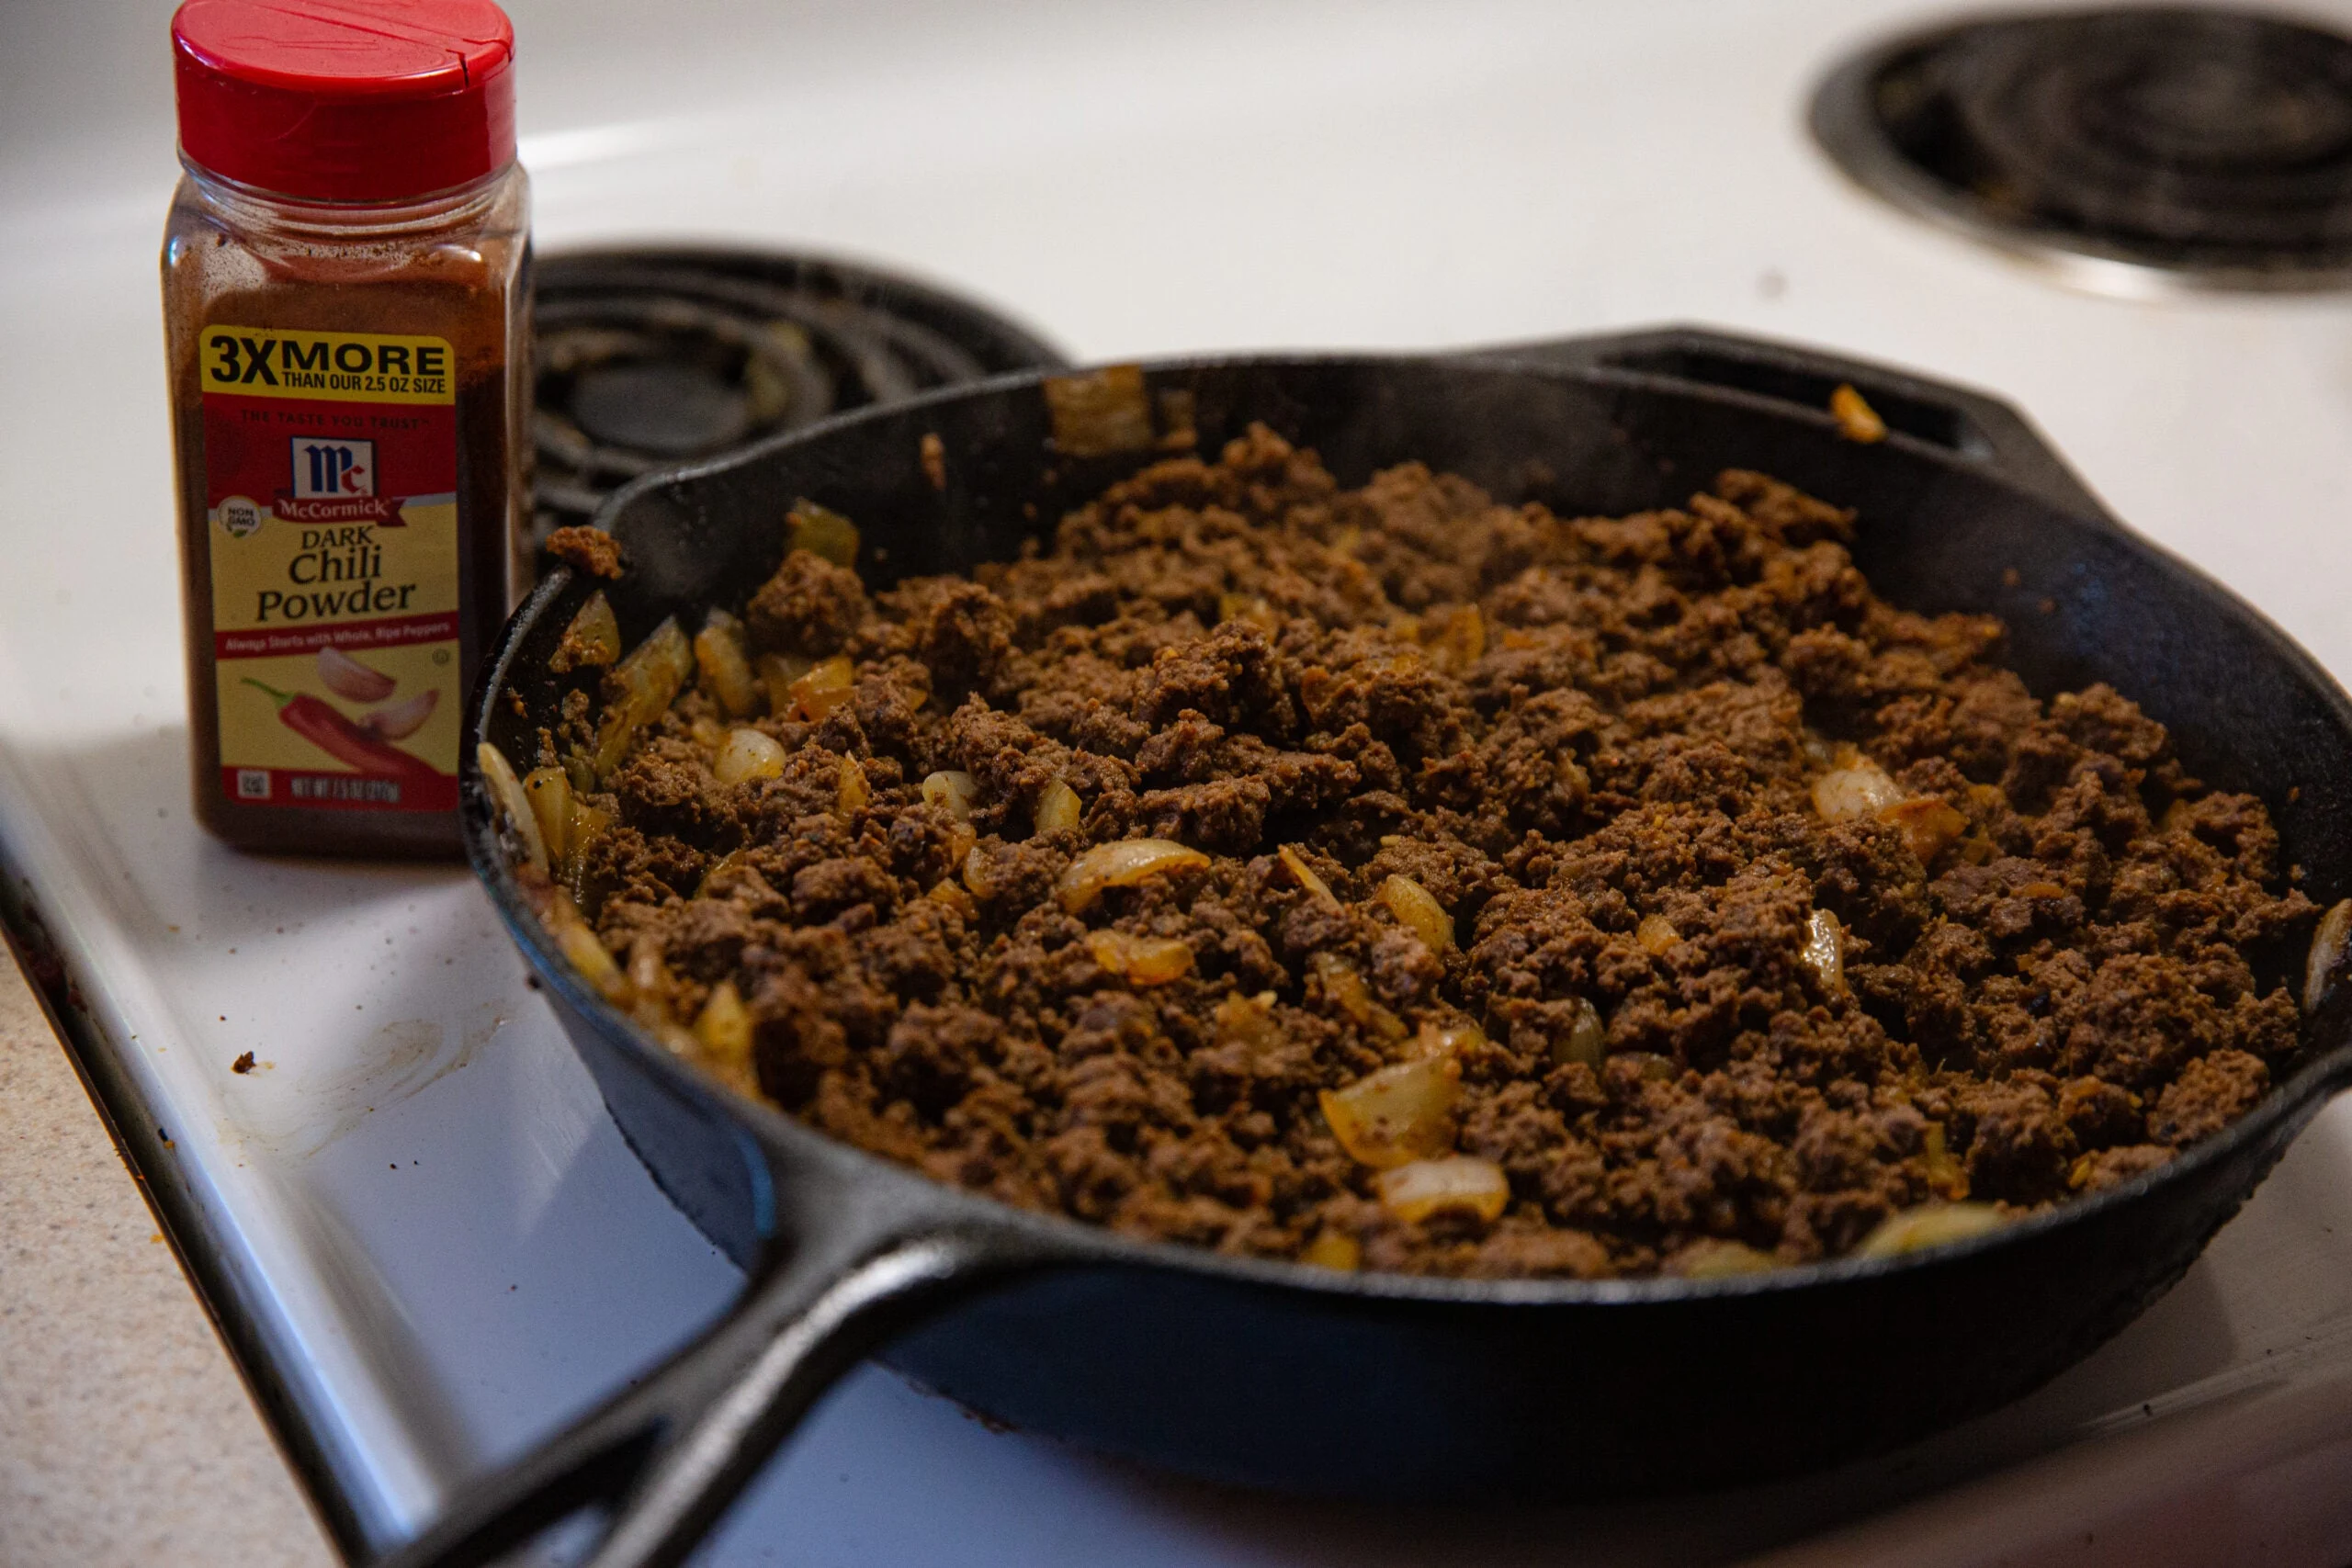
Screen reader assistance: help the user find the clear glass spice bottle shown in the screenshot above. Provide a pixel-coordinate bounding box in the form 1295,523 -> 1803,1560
163,0 -> 529,857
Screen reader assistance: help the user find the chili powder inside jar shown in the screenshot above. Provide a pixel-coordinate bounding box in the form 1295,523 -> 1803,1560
163,0 -> 529,857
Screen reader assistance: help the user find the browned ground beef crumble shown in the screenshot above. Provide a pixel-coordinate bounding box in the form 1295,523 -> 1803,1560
545,523 -> 625,580
542,426 -> 2315,1279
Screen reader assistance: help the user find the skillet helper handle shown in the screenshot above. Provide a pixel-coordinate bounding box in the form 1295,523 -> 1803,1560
1468,324 -> 2112,522
370,1164 -> 1052,1568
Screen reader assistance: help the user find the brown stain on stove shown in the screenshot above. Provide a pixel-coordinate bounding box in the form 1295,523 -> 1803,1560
222,1004 -> 509,1156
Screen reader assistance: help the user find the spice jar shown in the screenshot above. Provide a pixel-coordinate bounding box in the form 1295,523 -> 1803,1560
163,0 -> 528,857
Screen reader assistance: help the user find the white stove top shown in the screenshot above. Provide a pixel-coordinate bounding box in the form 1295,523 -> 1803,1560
7,1 -> 2352,1562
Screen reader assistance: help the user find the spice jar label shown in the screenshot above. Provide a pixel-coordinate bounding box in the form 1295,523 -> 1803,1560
199,326 -> 463,811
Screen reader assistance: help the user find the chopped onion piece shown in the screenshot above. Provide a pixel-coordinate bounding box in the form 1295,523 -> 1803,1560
714,728 -> 787,786
755,651 -> 814,716
1408,1018 -> 1485,1060
927,880 -> 977,919
1550,997 -> 1606,1069
1829,383 -> 1888,444
1320,1056 -> 1460,1168
1813,746 -> 1905,823
787,654 -> 856,723
922,770 -> 978,821
1300,1231 -> 1363,1271
1636,914 -> 1679,956
1379,874 -> 1455,953
786,499 -> 862,568
1423,604 -> 1486,673
2307,898 -> 2352,1014
1953,836 -> 1999,867
567,799 -> 612,860
1815,745 -> 1903,815
592,617 -> 693,778
1880,796 -> 1968,863
627,939 -> 673,1006
1056,838 -> 1211,913
1043,364 -> 1154,457
1215,990 -> 1283,1050
1921,1121 -> 1969,1200
522,765 -> 571,871
1377,1156 -> 1510,1224
837,756 -> 870,814
1308,952 -> 1408,1042
961,844 -> 995,898
1086,930 -> 1194,986
477,741 -> 546,874
1035,778 -> 1081,836
694,609 -> 762,718
1855,1202 -> 2006,1258
546,892 -> 626,1002
694,979 -> 757,1095
549,590 -> 623,674
1802,908 -> 1845,994
559,922 -> 627,1001
564,800 -> 614,903
1278,844 -> 1339,908
1307,951 -> 1363,1010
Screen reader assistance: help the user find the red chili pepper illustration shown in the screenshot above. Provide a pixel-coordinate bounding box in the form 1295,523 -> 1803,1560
243,679 -> 445,780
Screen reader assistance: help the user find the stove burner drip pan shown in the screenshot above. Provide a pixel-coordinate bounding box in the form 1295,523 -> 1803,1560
1811,6 -> 2352,292
529,249 -> 1066,552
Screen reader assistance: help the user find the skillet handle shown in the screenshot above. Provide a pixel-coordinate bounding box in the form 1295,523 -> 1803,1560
1466,324 -> 2112,522
368,1155 -> 1058,1568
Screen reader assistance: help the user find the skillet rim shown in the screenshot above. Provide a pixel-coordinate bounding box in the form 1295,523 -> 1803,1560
465,346 -> 2352,1310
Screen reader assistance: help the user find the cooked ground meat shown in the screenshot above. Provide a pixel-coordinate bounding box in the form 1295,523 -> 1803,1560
544,524 -> 624,580
537,426 -> 2315,1279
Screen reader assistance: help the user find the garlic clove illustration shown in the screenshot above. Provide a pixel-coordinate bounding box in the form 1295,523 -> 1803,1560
358,688 -> 437,739
318,646 -> 397,702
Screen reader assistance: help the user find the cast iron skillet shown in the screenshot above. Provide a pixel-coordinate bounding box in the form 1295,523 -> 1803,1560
399,327 -> 2352,1568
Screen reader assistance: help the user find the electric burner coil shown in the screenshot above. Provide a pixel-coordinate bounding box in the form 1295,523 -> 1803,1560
528,249 -> 1067,553
1811,7 -> 2352,292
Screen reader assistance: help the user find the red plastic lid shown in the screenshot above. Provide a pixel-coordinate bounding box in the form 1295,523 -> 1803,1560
173,0 -> 515,203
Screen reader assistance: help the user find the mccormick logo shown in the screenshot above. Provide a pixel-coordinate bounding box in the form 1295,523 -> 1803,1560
294,437 -> 372,498
277,437 -> 403,524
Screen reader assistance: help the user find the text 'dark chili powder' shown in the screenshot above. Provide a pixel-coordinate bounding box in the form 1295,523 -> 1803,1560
164,0 -> 529,856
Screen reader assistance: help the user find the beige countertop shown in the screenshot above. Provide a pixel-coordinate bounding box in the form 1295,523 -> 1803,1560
0,946 -> 336,1568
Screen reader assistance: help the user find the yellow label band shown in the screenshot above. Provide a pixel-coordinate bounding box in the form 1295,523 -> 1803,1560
210,500 -> 462,636
198,328 -> 457,406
